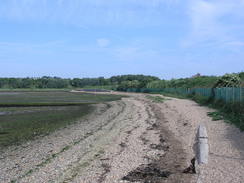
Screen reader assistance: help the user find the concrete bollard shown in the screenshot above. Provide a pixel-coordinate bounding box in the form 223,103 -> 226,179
197,124 -> 209,164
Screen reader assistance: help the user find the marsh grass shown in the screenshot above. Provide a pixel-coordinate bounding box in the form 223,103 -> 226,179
0,105 -> 92,147
0,91 -> 123,147
0,91 -> 123,106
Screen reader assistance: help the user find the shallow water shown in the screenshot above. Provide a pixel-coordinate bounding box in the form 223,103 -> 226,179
0,92 -> 20,95
0,112 -> 10,115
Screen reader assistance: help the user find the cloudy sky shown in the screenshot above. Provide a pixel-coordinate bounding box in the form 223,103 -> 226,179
0,0 -> 244,79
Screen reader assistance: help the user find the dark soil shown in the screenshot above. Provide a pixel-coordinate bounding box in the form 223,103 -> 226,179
122,163 -> 171,183
122,102 -> 194,183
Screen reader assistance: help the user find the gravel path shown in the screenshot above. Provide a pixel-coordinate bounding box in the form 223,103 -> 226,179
0,93 -> 243,183
160,96 -> 244,183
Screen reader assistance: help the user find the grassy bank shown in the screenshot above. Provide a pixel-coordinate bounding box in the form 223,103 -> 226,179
161,92 -> 244,131
0,91 -> 124,148
191,94 -> 244,131
0,105 -> 92,147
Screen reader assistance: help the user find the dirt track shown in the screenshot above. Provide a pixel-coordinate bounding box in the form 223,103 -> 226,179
0,93 -> 243,183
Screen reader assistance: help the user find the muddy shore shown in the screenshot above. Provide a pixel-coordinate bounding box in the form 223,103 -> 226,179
1,93 -> 243,183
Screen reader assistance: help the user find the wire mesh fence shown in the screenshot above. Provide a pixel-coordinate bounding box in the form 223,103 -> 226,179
124,87 -> 244,104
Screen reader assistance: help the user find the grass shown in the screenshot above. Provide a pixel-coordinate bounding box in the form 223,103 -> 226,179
207,111 -> 224,121
0,91 -> 124,148
0,105 -> 92,147
188,94 -> 244,130
146,95 -> 169,103
207,100 -> 244,131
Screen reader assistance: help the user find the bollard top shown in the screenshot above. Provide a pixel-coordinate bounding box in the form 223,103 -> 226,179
198,124 -> 208,138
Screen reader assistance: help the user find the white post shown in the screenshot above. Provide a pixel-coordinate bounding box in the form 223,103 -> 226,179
197,124 -> 209,164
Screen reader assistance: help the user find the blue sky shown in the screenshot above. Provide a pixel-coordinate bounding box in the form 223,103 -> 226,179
0,0 -> 244,79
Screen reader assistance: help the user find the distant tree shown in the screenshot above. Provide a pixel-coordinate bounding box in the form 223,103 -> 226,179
117,80 -> 140,91
20,78 -> 34,88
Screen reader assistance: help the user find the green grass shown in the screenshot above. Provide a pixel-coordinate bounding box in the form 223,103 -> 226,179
0,105 -> 92,147
187,94 -> 244,130
207,100 -> 244,131
207,111 -> 224,121
0,91 -> 124,148
146,95 -> 169,103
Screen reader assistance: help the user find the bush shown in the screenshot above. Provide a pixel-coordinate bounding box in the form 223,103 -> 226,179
214,74 -> 241,87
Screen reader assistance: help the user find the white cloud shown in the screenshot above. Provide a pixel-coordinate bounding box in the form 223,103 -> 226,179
96,38 -> 110,47
182,0 -> 244,49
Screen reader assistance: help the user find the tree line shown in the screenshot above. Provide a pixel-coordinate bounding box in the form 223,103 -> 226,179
0,75 -> 159,89
0,72 -> 243,90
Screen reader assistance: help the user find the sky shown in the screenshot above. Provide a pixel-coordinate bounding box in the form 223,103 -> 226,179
0,0 -> 244,79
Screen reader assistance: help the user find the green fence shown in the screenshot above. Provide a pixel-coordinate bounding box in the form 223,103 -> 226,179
125,87 -> 244,103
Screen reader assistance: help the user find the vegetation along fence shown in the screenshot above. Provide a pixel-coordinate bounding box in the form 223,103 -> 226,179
125,87 -> 244,104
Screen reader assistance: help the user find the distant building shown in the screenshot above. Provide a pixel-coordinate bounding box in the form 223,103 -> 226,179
191,73 -> 201,78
